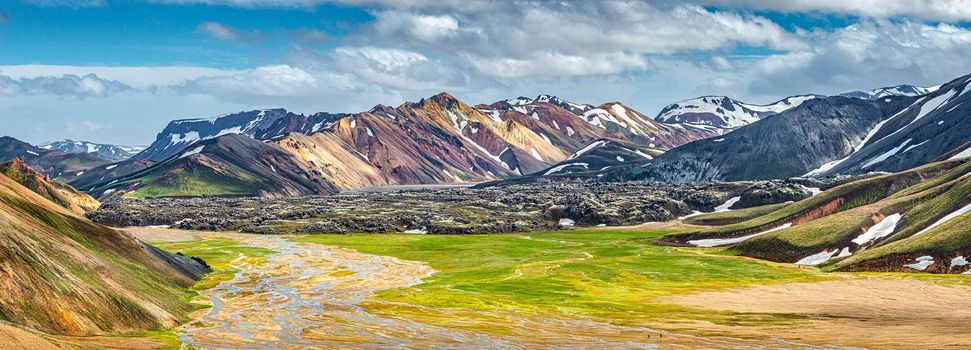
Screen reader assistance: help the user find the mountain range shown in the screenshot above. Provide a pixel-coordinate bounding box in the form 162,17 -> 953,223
39,139 -> 144,162
84,92 -> 722,198
504,79 -> 969,185
0,79 -> 960,200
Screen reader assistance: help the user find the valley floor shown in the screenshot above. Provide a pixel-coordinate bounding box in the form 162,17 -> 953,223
129,225 -> 971,349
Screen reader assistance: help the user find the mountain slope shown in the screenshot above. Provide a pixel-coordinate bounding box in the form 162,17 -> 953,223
0,157 -> 99,214
809,74 -> 971,176
660,159 -> 971,273
274,92 -> 576,190
626,96 -> 916,182
0,173 -> 207,336
654,95 -> 818,129
479,95 -> 719,152
68,158 -> 156,192
91,133 -> 337,198
477,139 -> 663,186
39,139 -> 143,162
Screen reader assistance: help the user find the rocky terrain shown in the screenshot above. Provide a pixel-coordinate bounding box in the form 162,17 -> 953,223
88,180 -> 813,234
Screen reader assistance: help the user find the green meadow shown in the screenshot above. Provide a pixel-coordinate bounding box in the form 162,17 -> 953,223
292,228 -> 828,329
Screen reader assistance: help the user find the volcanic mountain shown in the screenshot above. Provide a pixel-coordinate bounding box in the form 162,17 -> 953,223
806,74 -> 971,176
479,94 -> 720,150
135,108 -> 347,162
627,95 -> 917,182
95,92 -> 720,198
0,171 -> 208,337
0,157 -> 99,214
89,133 -> 338,198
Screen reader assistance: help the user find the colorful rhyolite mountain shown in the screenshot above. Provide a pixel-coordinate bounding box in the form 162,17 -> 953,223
0,157 -> 100,214
93,93 -> 719,198
8,78 -> 963,198
0,171 -> 207,337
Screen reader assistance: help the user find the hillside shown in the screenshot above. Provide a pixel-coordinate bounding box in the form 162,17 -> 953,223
0,172 -> 208,336
0,157 -> 99,214
810,74 -> 971,176
476,138 -> 663,186
626,96 -> 915,182
89,133 -> 338,199
660,158 -> 971,273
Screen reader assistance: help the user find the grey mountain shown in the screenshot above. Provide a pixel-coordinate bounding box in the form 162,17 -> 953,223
812,75 -> 971,175
39,139 -> 143,162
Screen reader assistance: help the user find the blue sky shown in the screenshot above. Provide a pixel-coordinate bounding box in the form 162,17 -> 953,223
2,0 -> 971,145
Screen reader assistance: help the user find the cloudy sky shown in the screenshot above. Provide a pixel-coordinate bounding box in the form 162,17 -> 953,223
2,0 -> 971,145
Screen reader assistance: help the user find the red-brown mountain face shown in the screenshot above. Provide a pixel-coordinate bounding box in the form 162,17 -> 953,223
479,95 -> 720,152
274,93 -> 572,190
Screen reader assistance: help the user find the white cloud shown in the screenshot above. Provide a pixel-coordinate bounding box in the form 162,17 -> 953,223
195,21 -> 261,43
0,74 -> 132,98
469,52 -> 651,78
745,20 -> 971,96
363,2 -> 803,78
710,56 -> 733,71
373,12 -> 459,42
0,65 -> 240,89
177,64 -> 320,99
702,0 -> 971,22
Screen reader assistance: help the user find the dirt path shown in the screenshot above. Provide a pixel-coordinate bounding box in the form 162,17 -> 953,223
666,278 -> 971,349
174,233 -> 838,349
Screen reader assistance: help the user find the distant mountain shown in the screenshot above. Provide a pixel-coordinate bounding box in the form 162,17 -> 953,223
0,171 -> 206,336
0,136 -> 111,182
808,75 -> 971,176
39,139 -> 143,161
134,108 -> 292,162
654,95 -> 819,129
0,156 -> 100,215
840,84 -> 939,100
90,133 -> 338,199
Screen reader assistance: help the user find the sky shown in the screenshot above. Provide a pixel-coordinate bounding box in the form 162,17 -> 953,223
2,0 -> 971,145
